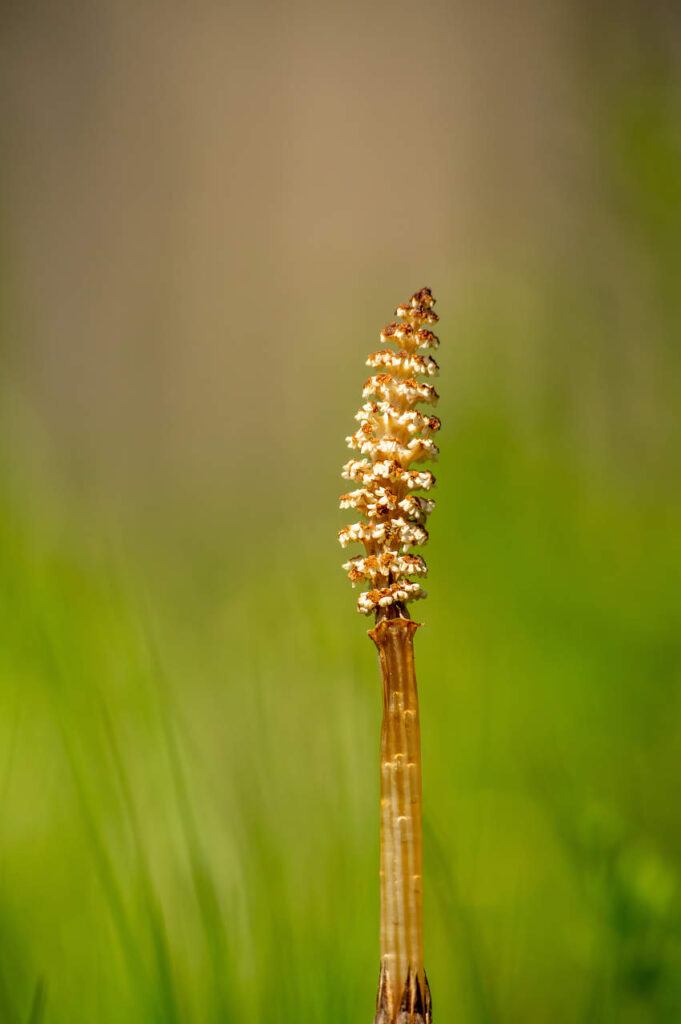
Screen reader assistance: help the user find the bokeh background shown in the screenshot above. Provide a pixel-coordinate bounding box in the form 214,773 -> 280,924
1,1 -> 681,1021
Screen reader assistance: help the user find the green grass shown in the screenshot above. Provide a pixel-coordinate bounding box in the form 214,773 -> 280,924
1,397 -> 680,1023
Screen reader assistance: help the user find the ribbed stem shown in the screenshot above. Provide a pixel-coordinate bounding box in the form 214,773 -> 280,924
369,618 -> 431,1024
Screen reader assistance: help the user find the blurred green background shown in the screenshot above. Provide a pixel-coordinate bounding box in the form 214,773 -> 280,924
1,1 -> 681,1021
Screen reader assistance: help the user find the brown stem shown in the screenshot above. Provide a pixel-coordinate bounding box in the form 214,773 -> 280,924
369,618 -> 431,1024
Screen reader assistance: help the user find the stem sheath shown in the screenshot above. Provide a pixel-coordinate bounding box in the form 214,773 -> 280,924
369,618 -> 431,1024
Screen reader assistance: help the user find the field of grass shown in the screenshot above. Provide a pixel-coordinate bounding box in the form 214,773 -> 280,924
2,359 -> 680,1023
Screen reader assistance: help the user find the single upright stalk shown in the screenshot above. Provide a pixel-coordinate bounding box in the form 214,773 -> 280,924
338,287 -> 440,1023
370,618 -> 430,1024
